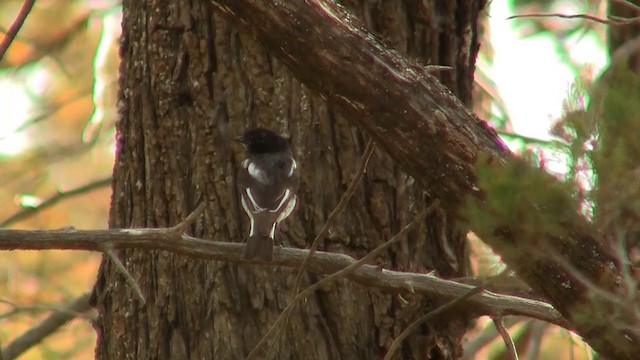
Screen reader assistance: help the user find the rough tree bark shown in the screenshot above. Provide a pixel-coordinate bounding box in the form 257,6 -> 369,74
93,1 -> 485,359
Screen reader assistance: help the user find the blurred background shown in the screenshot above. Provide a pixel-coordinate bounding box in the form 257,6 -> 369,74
0,0 -> 619,358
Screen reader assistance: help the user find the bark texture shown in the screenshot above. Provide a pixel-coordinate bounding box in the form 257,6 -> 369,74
93,1 -> 485,359
608,0 -> 640,71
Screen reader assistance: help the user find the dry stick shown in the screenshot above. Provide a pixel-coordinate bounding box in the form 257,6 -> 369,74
493,317 -> 519,360
1,293 -> 92,360
0,229 -> 565,324
383,280 -> 486,360
461,318 -> 523,360
0,177 -> 112,228
102,246 -> 146,305
264,140 -> 376,359
506,12 -> 640,25
0,298 -> 93,321
170,201 -> 206,234
246,200 -> 440,360
100,202 -> 206,306
0,0 -> 36,61
293,139 -> 376,289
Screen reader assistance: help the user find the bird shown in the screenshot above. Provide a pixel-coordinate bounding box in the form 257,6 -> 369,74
236,128 -> 300,261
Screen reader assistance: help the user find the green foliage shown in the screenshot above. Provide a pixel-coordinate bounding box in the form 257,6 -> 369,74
594,66 -> 640,172
464,154 -> 581,268
591,65 -> 640,246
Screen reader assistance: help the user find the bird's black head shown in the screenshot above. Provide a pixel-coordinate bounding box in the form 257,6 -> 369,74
237,128 -> 290,154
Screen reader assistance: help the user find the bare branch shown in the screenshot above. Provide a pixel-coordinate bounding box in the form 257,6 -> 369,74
95,203 -> 206,307
507,12 -> 640,26
1,293 -> 92,360
293,139 -> 375,289
383,282 -> 487,360
462,318 -> 523,359
169,202 -> 206,235
1,177 -> 112,228
102,247 -> 145,305
493,317 -> 519,360
0,298 -> 92,321
0,0 -> 36,62
0,226 -> 566,327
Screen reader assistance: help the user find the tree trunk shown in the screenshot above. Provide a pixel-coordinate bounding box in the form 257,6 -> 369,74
608,0 -> 640,72
93,1 -> 485,359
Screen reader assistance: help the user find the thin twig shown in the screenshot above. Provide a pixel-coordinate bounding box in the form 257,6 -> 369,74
494,317 -> 519,360
383,280 -> 487,360
98,203 -> 205,307
0,177 -> 112,228
0,298 -> 93,321
0,0 -> 36,62
293,139 -> 375,290
1,293 -> 92,360
507,12 -> 640,26
246,201 -> 439,360
170,201 -> 206,234
102,246 -> 146,305
462,318 -> 523,359
424,65 -> 454,72
262,140 -> 374,359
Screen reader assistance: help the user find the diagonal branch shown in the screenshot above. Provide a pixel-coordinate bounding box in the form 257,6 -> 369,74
0,0 -> 36,62
1,293 -> 92,360
262,139 -> 374,358
1,177 -> 112,228
384,283 -> 487,360
507,12 -> 640,26
102,247 -> 145,305
493,317 -> 518,360
293,139 -> 375,289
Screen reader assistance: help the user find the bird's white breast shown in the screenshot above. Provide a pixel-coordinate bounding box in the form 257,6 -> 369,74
248,161 -> 270,185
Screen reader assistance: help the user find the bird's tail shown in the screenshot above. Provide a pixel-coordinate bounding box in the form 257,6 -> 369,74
244,235 -> 274,261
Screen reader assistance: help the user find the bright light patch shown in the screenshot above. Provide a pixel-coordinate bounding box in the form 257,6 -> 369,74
26,67 -> 51,94
16,194 -> 42,208
84,11 -> 121,143
0,80 -> 30,155
488,2 -> 606,141
490,3 -> 571,140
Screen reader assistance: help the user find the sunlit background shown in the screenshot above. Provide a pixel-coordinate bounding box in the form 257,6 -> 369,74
0,0 -> 612,358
